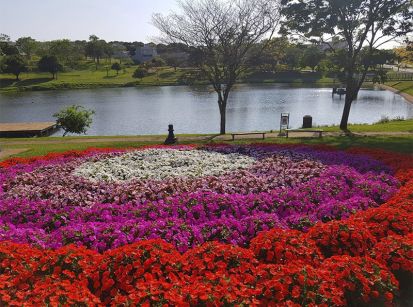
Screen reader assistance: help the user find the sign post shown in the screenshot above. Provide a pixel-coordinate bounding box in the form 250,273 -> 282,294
280,113 -> 290,135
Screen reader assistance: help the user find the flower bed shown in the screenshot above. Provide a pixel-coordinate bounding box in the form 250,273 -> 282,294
0,144 -> 412,305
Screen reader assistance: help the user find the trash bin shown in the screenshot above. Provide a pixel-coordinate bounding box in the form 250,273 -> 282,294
303,115 -> 312,128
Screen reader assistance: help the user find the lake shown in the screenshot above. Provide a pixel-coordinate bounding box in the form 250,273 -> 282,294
0,84 -> 412,136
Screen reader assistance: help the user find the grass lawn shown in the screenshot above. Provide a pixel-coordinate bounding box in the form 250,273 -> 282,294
385,81 -> 413,96
1,67 -> 348,92
0,66 -> 189,92
1,134 -> 412,160
318,119 -> 413,133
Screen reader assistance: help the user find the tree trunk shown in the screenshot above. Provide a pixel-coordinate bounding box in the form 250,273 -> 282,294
219,106 -> 226,134
218,97 -> 227,135
339,93 -> 353,130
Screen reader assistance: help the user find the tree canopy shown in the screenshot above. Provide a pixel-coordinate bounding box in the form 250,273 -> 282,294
38,55 -> 62,79
1,55 -> 28,80
281,0 -> 413,130
16,37 -> 37,58
53,105 -> 95,137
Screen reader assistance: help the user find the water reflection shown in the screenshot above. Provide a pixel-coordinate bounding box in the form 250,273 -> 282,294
0,84 -> 412,136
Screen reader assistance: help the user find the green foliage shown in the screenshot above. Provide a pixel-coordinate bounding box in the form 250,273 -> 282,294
284,47 -> 303,70
281,0 -> 413,130
132,67 -> 148,79
372,69 -> 388,84
111,63 -> 121,74
16,37 -> 37,59
0,42 -> 19,56
85,35 -> 107,65
38,55 -> 62,79
148,56 -> 166,67
301,46 -> 323,71
53,105 -> 95,137
1,55 -> 28,80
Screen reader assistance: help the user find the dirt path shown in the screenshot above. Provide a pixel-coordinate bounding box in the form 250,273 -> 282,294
0,148 -> 30,160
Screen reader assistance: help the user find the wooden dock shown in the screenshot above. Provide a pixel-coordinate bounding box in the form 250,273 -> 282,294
0,122 -> 58,137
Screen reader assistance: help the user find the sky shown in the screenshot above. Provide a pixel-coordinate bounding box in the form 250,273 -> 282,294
0,0 -> 178,43
0,0 -> 403,48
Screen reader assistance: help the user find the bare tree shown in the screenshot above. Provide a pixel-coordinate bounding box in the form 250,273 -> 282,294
153,0 -> 281,134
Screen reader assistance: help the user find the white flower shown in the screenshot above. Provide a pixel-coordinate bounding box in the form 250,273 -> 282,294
74,149 -> 256,182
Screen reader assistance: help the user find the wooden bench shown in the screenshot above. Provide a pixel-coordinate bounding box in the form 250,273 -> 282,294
231,132 -> 266,141
285,129 -> 323,138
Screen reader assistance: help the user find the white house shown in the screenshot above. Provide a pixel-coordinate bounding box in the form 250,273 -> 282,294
132,44 -> 158,63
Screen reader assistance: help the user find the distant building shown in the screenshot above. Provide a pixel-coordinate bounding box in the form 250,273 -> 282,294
132,44 -> 158,63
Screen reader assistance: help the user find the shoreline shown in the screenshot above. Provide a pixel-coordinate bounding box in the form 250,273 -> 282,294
0,80 -> 366,94
379,84 -> 413,104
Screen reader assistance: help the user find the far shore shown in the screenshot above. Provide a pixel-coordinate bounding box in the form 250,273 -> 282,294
379,83 -> 413,104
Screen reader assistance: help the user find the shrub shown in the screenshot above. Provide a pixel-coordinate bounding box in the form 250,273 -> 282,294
352,207 -> 413,239
307,220 -> 377,257
250,228 -> 323,265
53,105 -> 94,136
132,67 -> 148,79
370,234 -> 413,300
322,256 -> 399,306
111,63 -> 121,75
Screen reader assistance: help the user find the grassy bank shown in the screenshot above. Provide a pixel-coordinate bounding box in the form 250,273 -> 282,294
385,81 -> 413,96
0,66 -> 192,92
0,119 -> 412,159
0,68 -> 343,93
319,119 -> 413,133
1,134 -> 412,159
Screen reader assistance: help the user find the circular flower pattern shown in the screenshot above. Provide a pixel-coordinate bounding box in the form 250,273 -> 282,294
0,144 -> 412,305
0,145 -> 399,252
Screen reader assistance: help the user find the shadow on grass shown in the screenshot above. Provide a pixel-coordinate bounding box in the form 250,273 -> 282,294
0,78 -> 17,87
159,71 -> 175,78
15,78 -> 53,87
103,75 -> 119,79
304,136 -> 413,154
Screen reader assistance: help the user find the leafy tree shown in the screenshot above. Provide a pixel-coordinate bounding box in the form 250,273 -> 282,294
301,46 -> 323,71
16,37 -> 37,59
49,39 -> 73,64
111,62 -> 121,75
53,105 -> 94,137
394,46 -> 413,70
85,35 -> 106,68
372,69 -> 388,84
362,49 -> 393,69
281,0 -> 413,131
132,67 -> 148,79
0,42 -> 19,56
247,37 -> 291,72
38,55 -> 62,79
1,55 -> 28,80
161,54 -> 182,71
154,0 -> 281,134
105,43 -> 114,63
148,57 -> 166,68
284,47 -> 303,70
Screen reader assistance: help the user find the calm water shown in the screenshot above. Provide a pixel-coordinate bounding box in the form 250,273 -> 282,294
0,84 -> 412,136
